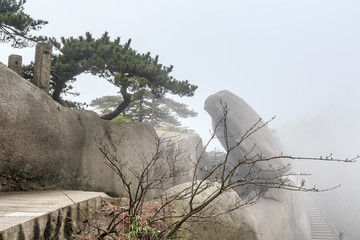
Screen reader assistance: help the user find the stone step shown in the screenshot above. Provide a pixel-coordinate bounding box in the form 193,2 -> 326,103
301,193 -> 339,240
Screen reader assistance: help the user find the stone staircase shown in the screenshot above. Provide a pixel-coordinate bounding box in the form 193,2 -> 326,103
302,192 -> 340,240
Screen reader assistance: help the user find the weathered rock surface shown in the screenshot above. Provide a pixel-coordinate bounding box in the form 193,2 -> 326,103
0,62 -> 157,195
248,189 -> 311,240
166,181 -> 258,240
0,62 -> 209,198
204,90 -> 289,186
203,90 -> 310,240
1,63 -> 312,239
166,180 -> 310,240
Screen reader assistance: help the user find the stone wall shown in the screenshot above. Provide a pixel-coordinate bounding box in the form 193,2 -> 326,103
0,191 -> 108,240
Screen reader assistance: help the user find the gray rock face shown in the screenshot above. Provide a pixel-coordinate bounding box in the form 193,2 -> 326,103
204,90 -> 289,188
0,62 -> 157,195
204,90 -> 310,240
166,181 -> 310,240
0,62 -> 209,198
166,181 -> 258,240
248,189 -> 311,240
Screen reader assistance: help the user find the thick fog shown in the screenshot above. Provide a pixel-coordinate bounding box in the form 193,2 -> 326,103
1,0 -> 359,238
275,105 -> 360,239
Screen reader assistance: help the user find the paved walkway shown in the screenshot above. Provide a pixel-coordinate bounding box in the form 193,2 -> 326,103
0,190 -> 344,239
0,190 -> 108,234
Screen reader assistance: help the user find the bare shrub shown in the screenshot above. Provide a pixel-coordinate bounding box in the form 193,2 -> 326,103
82,103 -> 357,240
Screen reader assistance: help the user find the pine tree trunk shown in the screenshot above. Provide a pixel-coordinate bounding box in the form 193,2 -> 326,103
150,94 -> 155,126
52,79 -> 67,105
100,86 -> 131,120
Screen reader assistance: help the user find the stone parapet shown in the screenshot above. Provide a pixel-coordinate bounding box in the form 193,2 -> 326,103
8,54 -> 22,76
0,191 -> 109,240
33,42 -> 52,93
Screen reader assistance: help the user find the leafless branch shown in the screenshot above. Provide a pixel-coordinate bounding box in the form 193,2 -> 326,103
88,102 -> 358,240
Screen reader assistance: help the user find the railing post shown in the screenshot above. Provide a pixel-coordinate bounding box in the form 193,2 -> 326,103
8,54 -> 22,76
33,42 -> 52,93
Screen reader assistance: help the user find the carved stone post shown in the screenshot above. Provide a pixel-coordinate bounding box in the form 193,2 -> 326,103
8,54 -> 22,76
33,42 -> 52,93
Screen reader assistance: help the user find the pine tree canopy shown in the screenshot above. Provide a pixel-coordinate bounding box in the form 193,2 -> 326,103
0,0 -> 47,47
47,32 -> 197,120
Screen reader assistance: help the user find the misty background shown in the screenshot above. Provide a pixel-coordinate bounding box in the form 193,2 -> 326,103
1,0 -> 359,238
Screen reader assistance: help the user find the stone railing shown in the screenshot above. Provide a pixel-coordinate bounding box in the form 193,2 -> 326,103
7,42 -> 52,94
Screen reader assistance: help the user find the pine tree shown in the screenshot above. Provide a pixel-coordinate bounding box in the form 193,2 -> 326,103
47,32 -> 197,120
90,90 -> 197,132
0,0 -> 47,47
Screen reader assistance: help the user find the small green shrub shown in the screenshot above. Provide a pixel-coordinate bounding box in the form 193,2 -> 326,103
124,216 -> 158,240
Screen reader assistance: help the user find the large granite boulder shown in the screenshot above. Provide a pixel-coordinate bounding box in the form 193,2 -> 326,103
204,90 -> 289,189
0,62 -> 158,195
203,90 -> 310,240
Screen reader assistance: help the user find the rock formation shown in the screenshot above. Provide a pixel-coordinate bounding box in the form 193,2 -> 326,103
0,62 -> 158,195
1,63 -> 312,239
166,181 -> 258,240
0,62 -> 204,197
203,90 -> 310,240
204,90 -> 289,189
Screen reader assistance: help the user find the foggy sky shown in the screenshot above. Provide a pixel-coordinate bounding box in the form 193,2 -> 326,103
1,0 -> 359,238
